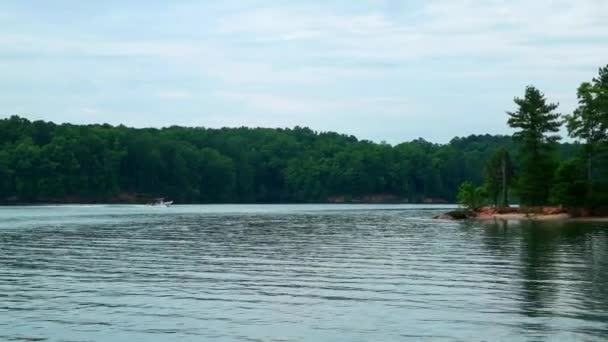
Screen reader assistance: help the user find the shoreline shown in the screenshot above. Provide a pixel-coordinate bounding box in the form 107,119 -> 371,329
475,213 -> 570,221
476,213 -> 608,222
435,207 -> 608,222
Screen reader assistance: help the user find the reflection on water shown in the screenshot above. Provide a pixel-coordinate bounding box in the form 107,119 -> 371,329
0,205 -> 607,341
476,219 -> 608,339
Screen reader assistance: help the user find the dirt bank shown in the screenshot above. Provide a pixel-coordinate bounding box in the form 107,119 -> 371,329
435,206 -> 608,222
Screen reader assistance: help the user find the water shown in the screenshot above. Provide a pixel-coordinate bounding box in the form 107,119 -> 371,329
1,204 -> 607,341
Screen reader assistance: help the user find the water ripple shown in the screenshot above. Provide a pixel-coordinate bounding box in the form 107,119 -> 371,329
1,204 -> 607,341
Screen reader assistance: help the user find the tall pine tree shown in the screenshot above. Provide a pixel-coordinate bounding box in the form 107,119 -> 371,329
507,86 -> 561,206
565,65 -> 608,205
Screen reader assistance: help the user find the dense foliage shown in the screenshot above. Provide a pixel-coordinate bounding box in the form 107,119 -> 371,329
456,181 -> 487,209
476,64 -> 608,209
0,115 -> 579,204
507,86 -> 562,205
564,66 -> 608,205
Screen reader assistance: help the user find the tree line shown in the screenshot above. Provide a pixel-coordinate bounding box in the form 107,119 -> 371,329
0,117 -> 538,204
1,66 -> 605,205
459,65 -> 608,209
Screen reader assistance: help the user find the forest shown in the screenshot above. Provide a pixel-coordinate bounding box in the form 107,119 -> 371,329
458,65 -> 608,209
0,65 -> 606,206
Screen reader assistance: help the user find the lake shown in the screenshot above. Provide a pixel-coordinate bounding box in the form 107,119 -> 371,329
1,204 -> 607,341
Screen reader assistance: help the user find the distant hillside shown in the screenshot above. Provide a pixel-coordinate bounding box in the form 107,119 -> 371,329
0,116 -> 581,204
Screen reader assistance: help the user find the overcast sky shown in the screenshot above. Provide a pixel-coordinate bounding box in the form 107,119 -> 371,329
1,0 -> 607,143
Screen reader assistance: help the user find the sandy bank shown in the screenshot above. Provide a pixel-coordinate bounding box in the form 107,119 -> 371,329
476,213 -> 576,221
476,213 -> 608,222
435,207 -> 608,222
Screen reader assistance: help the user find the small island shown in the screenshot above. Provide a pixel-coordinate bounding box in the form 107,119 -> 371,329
438,65 -> 608,221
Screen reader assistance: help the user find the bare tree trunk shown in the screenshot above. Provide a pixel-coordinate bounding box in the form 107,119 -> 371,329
587,151 -> 593,204
501,155 -> 508,207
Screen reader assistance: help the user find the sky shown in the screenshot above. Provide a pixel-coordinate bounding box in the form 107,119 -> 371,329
1,0 -> 607,143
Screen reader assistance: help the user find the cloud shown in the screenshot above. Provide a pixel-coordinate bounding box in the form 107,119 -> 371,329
0,0 -> 606,143
157,90 -> 193,100
217,91 -> 329,115
213,0 -> 608,67
5,1 -> 606,79
215,91 -> 416,119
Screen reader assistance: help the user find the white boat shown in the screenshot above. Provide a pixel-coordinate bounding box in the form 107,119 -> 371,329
148,198 -> 173,207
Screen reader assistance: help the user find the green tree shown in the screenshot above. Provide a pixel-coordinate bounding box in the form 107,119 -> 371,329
197,148 -> 236,203
0,150 -> 14,199
457,181 -> 486,209
12,138 -> 43,201
507,86 -> 562,205
550,158 -> 586,207
565,65 -> 608,205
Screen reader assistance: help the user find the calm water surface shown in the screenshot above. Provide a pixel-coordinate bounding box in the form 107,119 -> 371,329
1,204 -> 607,341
